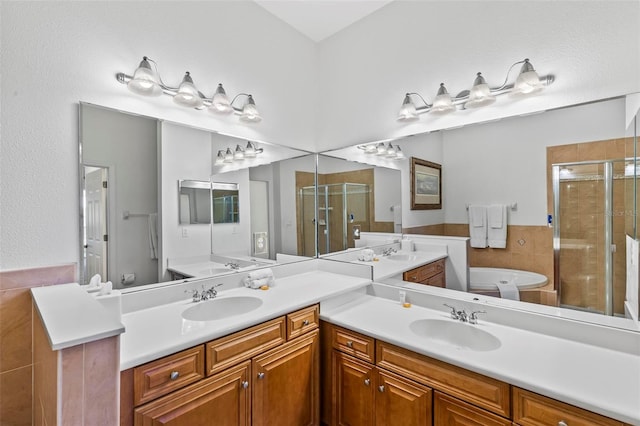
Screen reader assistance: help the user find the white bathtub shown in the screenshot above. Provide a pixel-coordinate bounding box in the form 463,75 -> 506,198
469,267 -> 548,291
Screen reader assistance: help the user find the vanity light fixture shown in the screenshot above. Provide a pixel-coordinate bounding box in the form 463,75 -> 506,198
215,141 -> 264,166
357,142 -> 405,160
397,58 -> 554,121
117,56 -> 262,123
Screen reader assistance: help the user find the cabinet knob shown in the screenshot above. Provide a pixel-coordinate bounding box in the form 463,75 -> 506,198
558,422 -> 568,426
346,340 -> 354,348
258,372 -> 265,379
364,378 -> 370,386
242,381 -> 249,389
378,385 -> 385,393
302,319 -> 310,326
170,371 -> 179,380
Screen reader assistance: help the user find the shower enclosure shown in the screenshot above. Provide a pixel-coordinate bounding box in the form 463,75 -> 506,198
552,159 -> 630,316
299,183 -> 370,255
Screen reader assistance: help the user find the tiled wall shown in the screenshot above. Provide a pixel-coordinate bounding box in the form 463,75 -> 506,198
0,264 -> 76,426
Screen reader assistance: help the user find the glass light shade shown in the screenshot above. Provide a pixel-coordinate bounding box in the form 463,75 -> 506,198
376,143 -> 387,155
245,141 -> 257,158
364,144 -> 377,154
173,72 -> 204,108
215,150 -> 225,165
397,95 -> 419,121
234,145 -> 245,160
209,83 -> 233,114
394,146 -> 405,159
431,83 -> 455,114
465,72 -> 496,108
386,143 -> 397,157
512,59 -> 543,95
127,57 -> 162,97
240,95 -> 262,122
224,148 -> 234,163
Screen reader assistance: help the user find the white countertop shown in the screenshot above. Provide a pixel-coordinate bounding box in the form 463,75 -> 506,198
120,270 -> 370,370
31,283 -> 125,350
321,288 -> 640,425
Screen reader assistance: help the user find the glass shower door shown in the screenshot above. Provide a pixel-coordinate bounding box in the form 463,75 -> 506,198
553,160 -> 627,316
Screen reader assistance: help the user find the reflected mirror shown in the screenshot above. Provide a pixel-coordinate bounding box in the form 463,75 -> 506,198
178,180 -> 211,225
212,182 -> 239,224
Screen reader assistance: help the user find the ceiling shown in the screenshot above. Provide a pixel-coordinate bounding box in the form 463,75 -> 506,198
254,0 -> 394,42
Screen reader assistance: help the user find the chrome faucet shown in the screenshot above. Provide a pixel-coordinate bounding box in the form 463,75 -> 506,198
382,247 -> 397,256
225,262 -> 240,270
185,284 -> 223,302
443,304 -> 486,324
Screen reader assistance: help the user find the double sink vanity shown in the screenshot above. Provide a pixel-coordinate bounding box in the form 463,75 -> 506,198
31,240 -> 640,425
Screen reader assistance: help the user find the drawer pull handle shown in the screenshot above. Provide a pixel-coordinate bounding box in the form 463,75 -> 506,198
242,381 -> 249,389
364,378 -> 370,386
378,385 -> 385,393
302,319 -> 310,326
258,372 -> 265,379
346,340 -> 354,348
170,371 -> 179,380
558,422 -> 568,426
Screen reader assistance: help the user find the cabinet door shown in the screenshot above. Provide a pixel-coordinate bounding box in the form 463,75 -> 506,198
375,368 -> 432,426
434,391 -> 511,426
252,330 -> 319,426
134,360 -> 250,426
333,351 -> 375,426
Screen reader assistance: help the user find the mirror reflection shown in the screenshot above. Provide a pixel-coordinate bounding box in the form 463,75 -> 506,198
212,182 -> 239,224
178,180 -> 211,225
321,95 -> 640,325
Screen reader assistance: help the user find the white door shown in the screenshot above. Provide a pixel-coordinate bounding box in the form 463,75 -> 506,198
85,167 -> 108,283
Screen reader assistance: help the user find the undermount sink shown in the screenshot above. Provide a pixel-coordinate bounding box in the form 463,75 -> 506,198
385,254 -> 418,262
409,319 -> 501,351
182,296 -> 263,321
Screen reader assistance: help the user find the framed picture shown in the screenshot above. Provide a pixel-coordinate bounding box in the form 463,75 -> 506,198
410,157 -> 442,210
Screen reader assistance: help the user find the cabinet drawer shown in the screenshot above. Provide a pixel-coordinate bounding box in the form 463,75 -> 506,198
403,259 -> 445,282
206,316 -> 286,376
287,304 -> 319,340
133,345 -> 205,406
434,391 -> 511,426
376,341 -> 510,417
331,324 -> 375,363
513,387 -> 626,426
425,272 -> 446,288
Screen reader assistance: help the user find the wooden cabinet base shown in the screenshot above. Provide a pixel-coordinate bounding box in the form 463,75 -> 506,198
434,391 -> 511,426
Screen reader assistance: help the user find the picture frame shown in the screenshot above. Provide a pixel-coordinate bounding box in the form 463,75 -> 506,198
410,157 -> 442,210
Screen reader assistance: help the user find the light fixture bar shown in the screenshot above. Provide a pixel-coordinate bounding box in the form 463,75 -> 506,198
398,58 -> 554,121
116,56 -> 261,122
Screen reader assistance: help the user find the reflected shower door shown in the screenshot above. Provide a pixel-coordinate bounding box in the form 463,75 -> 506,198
553,160 -> 627,316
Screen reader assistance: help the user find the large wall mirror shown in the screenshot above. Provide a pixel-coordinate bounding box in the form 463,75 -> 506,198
79,103 -> 314,287
320,95 -> 640,329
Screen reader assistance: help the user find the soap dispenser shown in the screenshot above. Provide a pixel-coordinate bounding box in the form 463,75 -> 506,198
401,237 -> 413,252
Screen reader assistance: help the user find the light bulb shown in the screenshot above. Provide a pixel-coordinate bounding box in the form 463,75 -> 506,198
240,95 -> 262,122
234,144 -> 245,160
245,141 -> 257,158
512,59 -> 543,95
364,144 -> 377,154
465,72 -> 496,108
215,150 -> 225,165
431,83 -> 455,114
397,94 -> 419,121
224,147 -> 234,163
127,57 -> 162,97
394,146 -> 405,159
209,83 -> 233,114
173,72 -> 204,108
386,143 -> 397,157
376,143 -> 387,155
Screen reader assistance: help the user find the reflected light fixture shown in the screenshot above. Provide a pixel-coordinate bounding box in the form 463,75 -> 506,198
215,141 -> 264,166
397,58 -> 554,121
357,142 -> 405,160
117,56 -> 261,123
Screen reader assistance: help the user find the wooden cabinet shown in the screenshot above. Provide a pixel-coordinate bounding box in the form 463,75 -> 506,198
434,391 -> 511,426
403,259 -> 446,287
122,305 -> 319,426
333,351 -> 375,426
513,387 -> 626,426
375,367 -> 432,426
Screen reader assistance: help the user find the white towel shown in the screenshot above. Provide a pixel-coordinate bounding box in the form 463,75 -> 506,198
468,205 -> 488,248
496,282 -> 520,301
488,205 -> 507,248
148,213 -> 158,260
392,205 -> 402,233
244,268 -> 275,288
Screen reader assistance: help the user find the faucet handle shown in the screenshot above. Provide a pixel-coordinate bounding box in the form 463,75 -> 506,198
185,288 -> 200,302
443,304 -> 459,319
469,310 -> 486,324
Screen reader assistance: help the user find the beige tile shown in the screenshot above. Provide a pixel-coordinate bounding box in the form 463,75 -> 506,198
0,289 -> 32,373
0,264 -> 77,290
0,365 -> 32,426
61,345 -> 85,425
34,314 -> 57,426
578,140 -> 608,161
84,336 -> 120,425
547,144 -> 578,164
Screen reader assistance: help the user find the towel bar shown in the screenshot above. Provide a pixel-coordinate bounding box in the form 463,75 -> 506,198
465,203 -> 517,211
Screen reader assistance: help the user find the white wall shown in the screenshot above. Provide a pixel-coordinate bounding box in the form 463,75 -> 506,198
0,1 -> 317,271
316,1 -> 640,151
373,166 -> 401,223
161,122 -> 213,280
443,97 -> 628,225
210,168 -> 252,256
